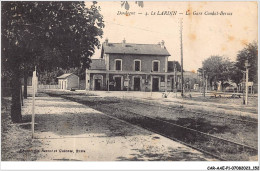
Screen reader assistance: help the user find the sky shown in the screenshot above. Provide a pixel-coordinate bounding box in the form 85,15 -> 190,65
86,1 -> 258,71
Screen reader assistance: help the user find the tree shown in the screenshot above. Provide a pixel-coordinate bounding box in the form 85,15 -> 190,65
121,1 -> 144,10
233,42 -> 258,84
202,56 -> 233,89
2,1 -> 104,122
230,64 -> 243,87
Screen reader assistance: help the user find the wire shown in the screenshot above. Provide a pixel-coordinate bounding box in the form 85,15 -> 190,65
104,20 -> 176,36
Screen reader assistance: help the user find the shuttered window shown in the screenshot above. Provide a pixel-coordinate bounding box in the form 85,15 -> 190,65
115,59 -> 122,71
153,61 -> 159,72
134,60 -> 141,71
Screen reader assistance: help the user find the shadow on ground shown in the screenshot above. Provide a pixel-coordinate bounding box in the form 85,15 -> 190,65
20,113 -> 148,137
116,147 -> 208,161
158,117 -> 230,134
1,98 -> 44,161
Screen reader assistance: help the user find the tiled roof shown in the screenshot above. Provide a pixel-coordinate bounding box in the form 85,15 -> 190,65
90,59 -> 106,70
102,43 -> 170,56
57,73 -> 75,79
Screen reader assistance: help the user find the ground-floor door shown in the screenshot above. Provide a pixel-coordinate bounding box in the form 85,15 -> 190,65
94,79 -> 101,90
152,77 -> 159,91
61,81 -> 67,90
64,81 -> 67,90
114,77 -> 122,91
134,77 -> 141,91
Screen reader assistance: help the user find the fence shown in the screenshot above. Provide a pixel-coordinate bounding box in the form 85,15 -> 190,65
38,84 -> 59,89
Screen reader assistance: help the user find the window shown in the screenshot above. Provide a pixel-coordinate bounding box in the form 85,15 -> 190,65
152,60 -> 160,72
134,60 -> 141,71
115,59 -> 122,71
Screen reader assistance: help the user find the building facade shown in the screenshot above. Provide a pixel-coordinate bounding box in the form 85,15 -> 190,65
86,39 -> 173,92
86,39 -> 197,92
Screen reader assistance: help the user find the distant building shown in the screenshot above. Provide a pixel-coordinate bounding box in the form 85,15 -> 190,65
57,73 -> 79,90
238,81 -> 255,94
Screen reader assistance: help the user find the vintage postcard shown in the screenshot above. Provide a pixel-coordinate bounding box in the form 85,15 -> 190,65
1,1 -> 259,170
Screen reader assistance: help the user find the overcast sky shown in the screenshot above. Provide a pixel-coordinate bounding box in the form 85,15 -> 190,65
86,1 -> 257,71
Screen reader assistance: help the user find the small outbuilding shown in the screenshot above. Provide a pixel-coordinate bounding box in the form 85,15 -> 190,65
57,73 -> 79,90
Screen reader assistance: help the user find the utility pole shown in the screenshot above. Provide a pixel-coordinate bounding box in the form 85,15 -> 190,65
245,60 -> 250,105
180,18 -> 184,97
205,75 -> 208,94
242,71 -> 245,104
173,64 -> 176,93
203,69 -> 205,97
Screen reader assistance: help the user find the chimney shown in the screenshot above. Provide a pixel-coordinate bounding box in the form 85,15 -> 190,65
105,38 -> 108,46
161,40 -> 165,49
122,38 -> 126,47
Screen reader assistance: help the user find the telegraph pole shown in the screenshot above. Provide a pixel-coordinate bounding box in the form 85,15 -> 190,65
180,18 -> 184,97
245,60 -> 250,105
205,75 -> 208,94
203,69 -> 205,97
242,71 -> 245,104
173,64 -> 176,93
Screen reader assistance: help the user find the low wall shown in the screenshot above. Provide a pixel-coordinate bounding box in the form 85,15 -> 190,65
38,84 -> 59,89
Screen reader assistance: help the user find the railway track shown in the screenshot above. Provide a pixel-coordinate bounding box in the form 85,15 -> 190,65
125,98 -> 258,125
99,104 -> 257,160
45,92 -> 258,161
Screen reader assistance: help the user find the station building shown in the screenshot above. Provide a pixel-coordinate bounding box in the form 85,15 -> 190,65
85,39 -> 196,92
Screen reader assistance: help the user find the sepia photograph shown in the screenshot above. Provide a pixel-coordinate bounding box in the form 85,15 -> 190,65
1,1 -> 259,170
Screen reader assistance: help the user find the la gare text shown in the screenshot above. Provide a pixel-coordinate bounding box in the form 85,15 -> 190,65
186,11 -> 233,16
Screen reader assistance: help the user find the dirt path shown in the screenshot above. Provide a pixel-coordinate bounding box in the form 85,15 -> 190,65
2,95 -> 217,161
44,92 -> 257,161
